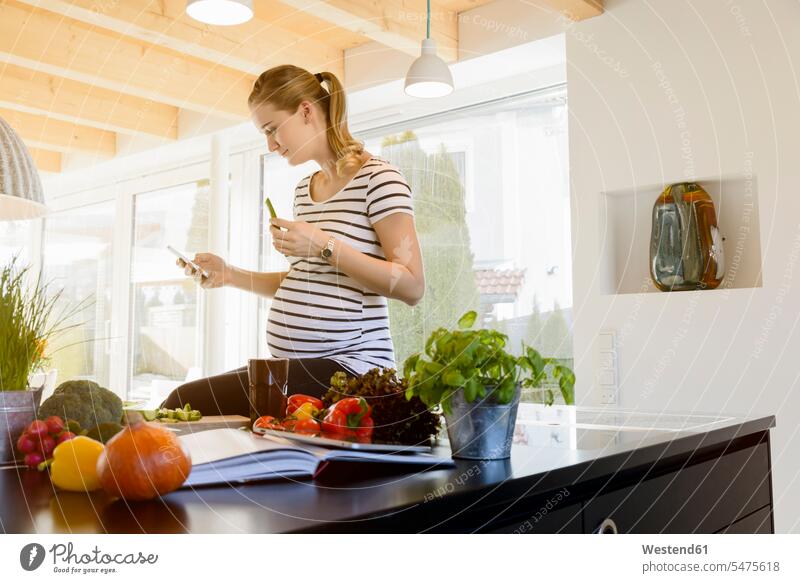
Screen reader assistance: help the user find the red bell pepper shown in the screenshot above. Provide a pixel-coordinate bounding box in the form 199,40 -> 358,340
354,416 -> 374,439
330,397 -> 372,419
321,408 -> 348,435
253,416 -> 283,431
294,418 -> 321,435
321,397 -> 374,439
286,394 -> 324,416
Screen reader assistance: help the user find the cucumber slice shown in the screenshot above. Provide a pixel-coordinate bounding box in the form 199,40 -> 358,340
140,409 -> 158,422
265,197 -> 277,219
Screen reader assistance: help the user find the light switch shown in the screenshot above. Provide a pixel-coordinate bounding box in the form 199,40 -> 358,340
599,351 -> 614,369
598,371 -> 615,386
597,330 -> 619,405
598,331 -> 615,351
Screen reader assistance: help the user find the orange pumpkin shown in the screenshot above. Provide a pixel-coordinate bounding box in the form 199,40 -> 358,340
96,412 -> 191,501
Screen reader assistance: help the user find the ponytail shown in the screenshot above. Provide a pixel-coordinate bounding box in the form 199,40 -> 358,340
249,65 -> 364,176
316,71 -> 365,176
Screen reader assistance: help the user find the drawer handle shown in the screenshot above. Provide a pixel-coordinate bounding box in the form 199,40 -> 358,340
594,517 -> 619,534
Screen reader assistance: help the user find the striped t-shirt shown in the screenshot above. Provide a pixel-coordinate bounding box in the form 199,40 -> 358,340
266,156 -> 414,375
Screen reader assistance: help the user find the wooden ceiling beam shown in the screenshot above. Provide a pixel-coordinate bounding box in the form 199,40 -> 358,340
15,0 -> 345,80
0,1 -> 252,120
0,63 -> 178,140
541,0 -> 604,20
277,0 -> 459,62
27,147 -> 62,173
0,107 -> 116,158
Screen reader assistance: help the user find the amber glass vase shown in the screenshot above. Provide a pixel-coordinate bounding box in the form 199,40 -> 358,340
649,182 -> 725,291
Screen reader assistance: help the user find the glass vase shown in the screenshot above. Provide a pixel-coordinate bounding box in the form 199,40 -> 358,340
650,182 -> 725,291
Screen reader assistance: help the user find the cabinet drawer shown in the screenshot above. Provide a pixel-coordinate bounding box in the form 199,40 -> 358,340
482,502 -> 583,533
584,441 -> 771,534
715,506 -> 773,534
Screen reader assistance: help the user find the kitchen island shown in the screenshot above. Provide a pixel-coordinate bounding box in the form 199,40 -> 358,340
0,406 -> 775,534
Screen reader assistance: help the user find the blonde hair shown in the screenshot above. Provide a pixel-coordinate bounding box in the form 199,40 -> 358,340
248,65 -> 364,176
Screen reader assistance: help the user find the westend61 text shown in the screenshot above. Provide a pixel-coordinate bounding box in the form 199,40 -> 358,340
642,544 -> 708,555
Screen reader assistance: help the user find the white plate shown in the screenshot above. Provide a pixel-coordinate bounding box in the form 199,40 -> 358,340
252,427 -> 432,454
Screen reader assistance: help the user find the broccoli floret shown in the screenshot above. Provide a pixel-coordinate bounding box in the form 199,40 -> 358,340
38,380 -> 123,429
85,422 -> 123,444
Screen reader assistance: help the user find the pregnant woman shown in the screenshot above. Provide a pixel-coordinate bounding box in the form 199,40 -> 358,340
161,65 -> 425,416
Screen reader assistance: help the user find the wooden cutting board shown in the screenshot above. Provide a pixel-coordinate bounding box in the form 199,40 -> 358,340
148,415 -> 250,437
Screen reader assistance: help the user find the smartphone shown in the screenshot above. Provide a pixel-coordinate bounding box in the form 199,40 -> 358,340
167,245 -> 209,279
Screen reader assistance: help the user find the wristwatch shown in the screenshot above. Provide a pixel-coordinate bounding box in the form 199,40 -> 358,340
321,236 -> 335,261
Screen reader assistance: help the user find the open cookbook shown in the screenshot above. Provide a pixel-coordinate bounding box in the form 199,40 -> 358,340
179,428 -> 454,487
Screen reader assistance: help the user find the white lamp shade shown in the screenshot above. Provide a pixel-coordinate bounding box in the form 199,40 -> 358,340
404,39 -> 454,98
186,0 -> 253,25
0,116 -> 46,221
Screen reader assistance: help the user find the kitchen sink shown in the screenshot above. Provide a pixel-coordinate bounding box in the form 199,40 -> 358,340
512,422 -> 677,450
512,404 -> 735,451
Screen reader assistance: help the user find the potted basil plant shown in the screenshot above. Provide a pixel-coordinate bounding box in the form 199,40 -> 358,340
404,311 -> 575,460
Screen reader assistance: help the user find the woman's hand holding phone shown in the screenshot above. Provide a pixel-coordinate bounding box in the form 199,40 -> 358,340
176,252 -> 228,289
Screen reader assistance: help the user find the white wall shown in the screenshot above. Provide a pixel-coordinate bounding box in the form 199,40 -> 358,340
568,0 -> 800,533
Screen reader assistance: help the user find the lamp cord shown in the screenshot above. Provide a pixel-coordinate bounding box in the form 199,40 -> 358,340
427,0 -> 430,39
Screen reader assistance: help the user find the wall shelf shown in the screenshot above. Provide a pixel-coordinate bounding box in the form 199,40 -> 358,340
598,174 -> 762,295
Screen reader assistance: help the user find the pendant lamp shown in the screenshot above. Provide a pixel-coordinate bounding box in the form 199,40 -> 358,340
404,0 -> 454,98
0,116 -> 47,221
186,0 -> 253,26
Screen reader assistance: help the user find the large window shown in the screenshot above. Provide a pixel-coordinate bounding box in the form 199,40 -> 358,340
42,203 -> 115,389
128,180 -> 209,403
0,219 -> 35,266
366,89 -> 572,378
259,87 -> 573,401
38,84 -> 571,405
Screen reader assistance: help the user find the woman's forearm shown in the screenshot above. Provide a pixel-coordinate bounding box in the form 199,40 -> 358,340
268,213 -> 425,306
226,266 -> 288,299
329,240 -> 424,306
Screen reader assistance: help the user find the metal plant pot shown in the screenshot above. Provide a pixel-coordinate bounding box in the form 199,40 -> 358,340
444,383 -> 521,460
0,386 -> 44,464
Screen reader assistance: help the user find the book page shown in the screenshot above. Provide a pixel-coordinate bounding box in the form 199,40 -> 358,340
180,428 -> 311,466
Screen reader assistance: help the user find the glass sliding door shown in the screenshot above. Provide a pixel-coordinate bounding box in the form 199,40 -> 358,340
42,202 -> 115,389
129,180 -> 209,403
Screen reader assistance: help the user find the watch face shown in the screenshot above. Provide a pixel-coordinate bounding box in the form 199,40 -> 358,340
322,248 -> 332,258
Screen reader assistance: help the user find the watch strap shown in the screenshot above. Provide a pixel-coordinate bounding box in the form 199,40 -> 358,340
321,236 -> 335,260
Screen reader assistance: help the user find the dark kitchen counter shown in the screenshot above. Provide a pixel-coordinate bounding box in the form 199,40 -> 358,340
0,406 -> 776,533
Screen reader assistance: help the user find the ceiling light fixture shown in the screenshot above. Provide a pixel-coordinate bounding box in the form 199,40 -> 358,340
0,116 -> 47,221
404,0 -> 454,98
186,0 -> 254,26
